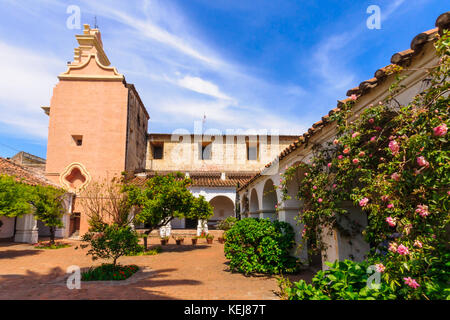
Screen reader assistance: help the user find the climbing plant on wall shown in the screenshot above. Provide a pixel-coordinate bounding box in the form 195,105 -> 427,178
280,31 -> 450,299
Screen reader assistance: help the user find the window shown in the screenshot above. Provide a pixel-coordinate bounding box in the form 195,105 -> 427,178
199,142 -> 212,160
247,142 -> 259,160
152,143 -> 164,159
72,135 -> 83,146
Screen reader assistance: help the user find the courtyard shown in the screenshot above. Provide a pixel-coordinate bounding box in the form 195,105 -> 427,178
0,238 -> 313,300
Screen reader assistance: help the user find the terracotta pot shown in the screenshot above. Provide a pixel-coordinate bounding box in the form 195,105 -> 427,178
176,239 -> 183,245
161,239 -> 168,245
207,238 -> 213,244
191,238 -> 197,245
218,238 -> 225,244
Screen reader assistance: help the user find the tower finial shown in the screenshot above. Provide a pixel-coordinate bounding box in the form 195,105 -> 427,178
94,16 -> 98,29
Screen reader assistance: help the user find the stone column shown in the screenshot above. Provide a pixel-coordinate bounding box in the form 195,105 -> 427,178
197,219 -> 208,236
14,214 -> 38,244
55,214 -> 71,238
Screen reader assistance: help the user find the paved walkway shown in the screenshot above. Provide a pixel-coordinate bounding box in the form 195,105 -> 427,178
0,238 -> 313,300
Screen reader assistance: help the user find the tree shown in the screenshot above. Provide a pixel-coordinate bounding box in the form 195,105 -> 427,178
80,177 -> 134,231
80,224 -> 139,267
30,185 -> 66,244
125,172 -> 213,249
0,175 -> 33,218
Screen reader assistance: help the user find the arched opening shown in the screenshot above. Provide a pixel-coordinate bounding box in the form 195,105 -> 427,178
208,196 -> 235,229
65,167 -> 86,189
249,189 -> 259,217
262,179 -> 277,220
284,162 -> 306,208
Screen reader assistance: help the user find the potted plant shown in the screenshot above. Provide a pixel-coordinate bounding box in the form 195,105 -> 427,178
218,236 -> 225,244
191,237 -> 198,245
173,236 -> 184,245
206,234 -> 214,244
160,236 -> 169,245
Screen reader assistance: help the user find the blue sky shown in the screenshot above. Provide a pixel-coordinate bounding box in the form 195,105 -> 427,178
0,0 -> 447,159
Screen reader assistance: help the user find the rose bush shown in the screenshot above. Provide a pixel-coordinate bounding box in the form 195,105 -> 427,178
279,31 -> 450,299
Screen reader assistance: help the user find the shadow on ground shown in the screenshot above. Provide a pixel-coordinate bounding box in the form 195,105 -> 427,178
0,265 -> 203,300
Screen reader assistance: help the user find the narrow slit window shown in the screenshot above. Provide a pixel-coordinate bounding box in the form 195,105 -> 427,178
72,135 -> 83,146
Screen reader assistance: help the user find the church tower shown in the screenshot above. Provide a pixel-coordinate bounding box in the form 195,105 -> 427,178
44,25 -> 149,235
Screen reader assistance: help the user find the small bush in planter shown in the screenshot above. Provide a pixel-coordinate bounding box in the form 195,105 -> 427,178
224,218 -> 299,275
206,234 -> 214,244
218,236 -> 225,244
160,236 -> 169,245
191,237 -> 198,245
173,236 -> 184,245
81,264 -> 139,281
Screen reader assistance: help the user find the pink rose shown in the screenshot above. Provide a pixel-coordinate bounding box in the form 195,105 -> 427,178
391,172 -> 400,181
389,242 -> 398,253
381,195 -> 389,202
375,126 -> 382,131
318,198 -> 323,203
333,139 -> 339,145
403,277 -> 420,289
313,186 -> 318,190
338,155 -> 344,160
414,240 -> 423,248
375,263 -> 385,273
386,216 -> 396,227
304,172 -> 309,176
343,148 -> 350,154
417,156 -> 429,167
359,151 -> 365,157
387,203 -> 394,209
332,184 -> 337,189
352,132 -> 360,138
370,136 -> 376,142
415,204 -> 429,218
433,123 -> 447,136
350,94 -> 357,101
327,163 -> 332,168
369,118 -> 375,124
389,140 -> 400,155
397,244 -> 409,255
359,197 -> 369,207
352,158 -> 359,164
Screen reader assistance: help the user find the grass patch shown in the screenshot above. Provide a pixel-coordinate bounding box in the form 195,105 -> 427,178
81,264 -> 139,281
34,242 -> 71,250
127,245 -> 162,256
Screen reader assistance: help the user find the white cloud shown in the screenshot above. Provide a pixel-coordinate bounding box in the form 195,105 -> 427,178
176,76 -> 234,101
0,41 -> 63,139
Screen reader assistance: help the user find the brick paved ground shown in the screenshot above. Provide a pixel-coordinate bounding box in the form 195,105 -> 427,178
0,238 -> 313,300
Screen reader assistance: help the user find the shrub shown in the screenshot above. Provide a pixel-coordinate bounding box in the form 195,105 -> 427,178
127,245 -> 162,256
217,216 -> 238,231
79,224 -> 140,266
34,242 -> 71,250
81,264 -> 139,281
224,218 -> 299,275
279,260 -> 397,300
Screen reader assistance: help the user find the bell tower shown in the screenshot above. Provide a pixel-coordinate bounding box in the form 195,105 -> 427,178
44,25 -> 149,234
